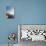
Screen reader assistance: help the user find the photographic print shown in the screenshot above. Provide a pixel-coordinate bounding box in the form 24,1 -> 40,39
6,5 -> 15,19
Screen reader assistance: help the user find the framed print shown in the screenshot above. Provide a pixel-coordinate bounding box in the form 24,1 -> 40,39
18,24 -> 46,41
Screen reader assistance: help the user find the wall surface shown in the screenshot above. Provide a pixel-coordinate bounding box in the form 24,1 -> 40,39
0,0 -> 46,44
